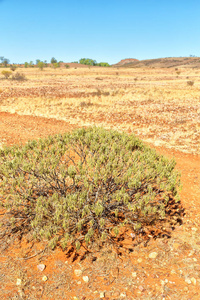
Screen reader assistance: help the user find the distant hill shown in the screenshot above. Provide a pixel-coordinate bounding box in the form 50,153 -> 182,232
113,58 -> 139,66
114,57 -> 200,68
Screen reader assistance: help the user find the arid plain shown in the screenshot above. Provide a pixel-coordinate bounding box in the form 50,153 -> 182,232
0,65 -> 200,299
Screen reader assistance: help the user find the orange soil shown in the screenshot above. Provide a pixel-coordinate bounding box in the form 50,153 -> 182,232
0,112 -> 200,300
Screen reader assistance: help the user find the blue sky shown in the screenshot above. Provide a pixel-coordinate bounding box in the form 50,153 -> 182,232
1,0 -> 200,64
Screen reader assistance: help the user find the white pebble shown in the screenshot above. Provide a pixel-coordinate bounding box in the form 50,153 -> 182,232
149,252 -> 158,259
100,292 -> 105,298
42,276 -> 48,282
37,264 -> 46,272
16,279 -> 22,286
132,272 -> 137,278
191,277 -> 196,285
185,278 -> 191,284
74,269 -> 82,276
82,276 -> 89,283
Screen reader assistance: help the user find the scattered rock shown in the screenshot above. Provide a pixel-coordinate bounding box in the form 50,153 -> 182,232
112,291 -> 120,297
82,276 -> 89,283
100,292 -> 105,298
149,252 -> 158,259
37,264 -> 46,272
191,277 -> 196,285
42,276 -> 48,282
185,278 -> 191,284
137,258 -> 143,263
16,279 -> 22,286
173,243 -> 180,250
120,292 -> 127,298
74,269 -> 82,276
132,272 -> 137,278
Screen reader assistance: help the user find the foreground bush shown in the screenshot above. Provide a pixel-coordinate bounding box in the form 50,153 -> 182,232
11,72 -> 26,81
0,127 -> 181,250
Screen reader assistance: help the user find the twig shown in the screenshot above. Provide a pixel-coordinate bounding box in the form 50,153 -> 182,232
17,245 -> 47,260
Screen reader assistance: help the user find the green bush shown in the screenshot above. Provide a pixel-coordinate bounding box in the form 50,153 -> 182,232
0,127 -> 181,251
1,70 -> 12,79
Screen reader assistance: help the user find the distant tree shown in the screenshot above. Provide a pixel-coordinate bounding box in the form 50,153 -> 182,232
79,58 -> 97,66
24,62 -> 28,68
38,61 -> 44,70
52,62 -> 60,68
1,58 -> 10,67
51,57 -> 57,64
97,62 -> 110,67
36,59 -> 41,65
29,61 -> 34,67
44,60 -> 48,67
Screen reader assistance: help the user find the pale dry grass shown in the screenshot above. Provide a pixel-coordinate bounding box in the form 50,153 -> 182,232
0,66 -> 199,154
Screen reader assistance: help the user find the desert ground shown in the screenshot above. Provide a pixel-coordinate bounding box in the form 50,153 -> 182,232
0,65 -> 200,299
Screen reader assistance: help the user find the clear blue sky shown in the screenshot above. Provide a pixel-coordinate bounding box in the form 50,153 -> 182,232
1,0 -> 200,64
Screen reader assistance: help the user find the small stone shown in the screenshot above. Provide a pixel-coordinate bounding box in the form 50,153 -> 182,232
42,276 -> 48,282
120,292 -> 126,298
100,292 -> 105,298
173,243 -> 179,250
132,272 -> 137,278
74,269 -> 82,276
193,257 -> 197,261
149,252 -> 158,259
192,227 -> 197,232
16,279 -> 22,286
138,286 -> 145,292
77,281 -> 81,285
191,277 -> 196,285
185,278 -> 191,284
137,258 -> 143,263
112,291 -> 120,297
82,276 -> 89,283
73,297 -> 79,300
37,264 -> 46,272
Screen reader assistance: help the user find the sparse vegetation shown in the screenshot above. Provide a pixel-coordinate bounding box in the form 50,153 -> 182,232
37,61 -> 44,71
1,70 -> 12,79
0,127 -> 181,251
10,65 -> 17,71
187,80 -> 194,86
11,72 -> 26,81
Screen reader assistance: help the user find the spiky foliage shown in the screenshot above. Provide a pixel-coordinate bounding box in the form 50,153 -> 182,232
0,127 -> 181,250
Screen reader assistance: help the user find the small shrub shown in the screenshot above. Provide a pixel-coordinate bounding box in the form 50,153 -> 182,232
65,64 -> 70,68
1,70 -> 12,79
38,61 -> 44,71
80,100 -> 93,107
0,127 -> 182,252
10,65 -> 17,71
187,80 -> 194,86
11,72 -> 26,81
